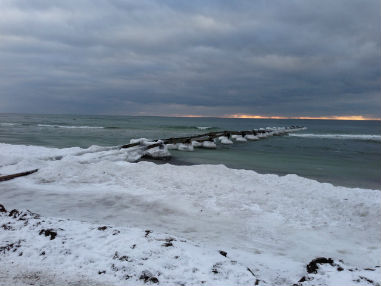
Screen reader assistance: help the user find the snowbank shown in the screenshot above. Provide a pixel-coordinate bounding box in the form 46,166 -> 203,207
0,142 -> 380,285
0,205 -> 379,286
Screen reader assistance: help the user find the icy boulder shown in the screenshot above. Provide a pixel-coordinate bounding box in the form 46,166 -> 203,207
177,143 -> 194,152
191,141 -> 202,147
202,141 -> 217,149
245,134 -> 259,141
218,136 -> 233,144
166,144 -> 178,150
257,133 -> 268,138
232,135 -> 247,142
144,145 -> 171,160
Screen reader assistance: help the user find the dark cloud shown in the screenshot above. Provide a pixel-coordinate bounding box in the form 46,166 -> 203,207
0,0 -> 379,117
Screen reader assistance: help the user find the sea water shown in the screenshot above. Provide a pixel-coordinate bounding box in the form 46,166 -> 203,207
0,113 -> 380,189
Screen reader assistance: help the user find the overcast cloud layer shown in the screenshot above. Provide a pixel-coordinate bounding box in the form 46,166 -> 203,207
0,0 -> 379,117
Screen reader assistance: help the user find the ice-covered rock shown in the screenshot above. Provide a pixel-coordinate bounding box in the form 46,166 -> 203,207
244,134 -> 259,141
218,136 -> 233,144
144,145 -> 171,159
177,143 -> 194,152
202,141 -> 216,148
191,141 -> 202,147
232,135 -> 247,142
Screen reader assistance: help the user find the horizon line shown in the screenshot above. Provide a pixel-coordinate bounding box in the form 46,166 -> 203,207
1,112 -> 380,121
172,114 -> 381,121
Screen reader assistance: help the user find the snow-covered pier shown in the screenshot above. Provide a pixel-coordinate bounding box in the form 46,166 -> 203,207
120,126 -> 307,161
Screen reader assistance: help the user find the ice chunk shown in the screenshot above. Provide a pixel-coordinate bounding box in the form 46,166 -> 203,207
232,135 -> 247,142
191,141 -> 202,147
144,145 -> 171,159
202,141 -> 216,148
245,134 -> 259,141
218,136 -> 233,144
177,143 -> 194,151
166,143 -> 178,150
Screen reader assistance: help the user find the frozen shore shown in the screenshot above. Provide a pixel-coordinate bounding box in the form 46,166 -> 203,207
1,205 -> 380,286
0,143 -> 380,285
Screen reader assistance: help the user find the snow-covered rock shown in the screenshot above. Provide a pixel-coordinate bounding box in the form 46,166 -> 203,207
202,141 -> 216,149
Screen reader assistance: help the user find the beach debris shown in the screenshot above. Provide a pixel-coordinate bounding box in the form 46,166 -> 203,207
0,169 -> 38,182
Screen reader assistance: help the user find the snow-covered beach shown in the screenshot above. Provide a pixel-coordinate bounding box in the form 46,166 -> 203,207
0,143 -> 380,285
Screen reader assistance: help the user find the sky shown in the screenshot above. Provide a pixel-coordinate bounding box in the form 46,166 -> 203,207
0,0 -> 380,119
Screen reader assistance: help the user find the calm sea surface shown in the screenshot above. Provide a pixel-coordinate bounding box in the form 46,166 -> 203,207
0,113 -> 380,189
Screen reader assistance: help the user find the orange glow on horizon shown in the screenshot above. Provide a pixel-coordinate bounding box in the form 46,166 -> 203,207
174,114 -> 380,120
226,115 -> 380,120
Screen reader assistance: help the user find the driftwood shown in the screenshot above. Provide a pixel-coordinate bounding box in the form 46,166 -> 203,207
0,169 -> 38,182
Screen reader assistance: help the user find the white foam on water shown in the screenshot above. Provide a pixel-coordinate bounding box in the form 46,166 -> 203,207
197,126 -> 212,130
289,133 -> 381,142
0,122 -> 19,126
37,124 -> 104,129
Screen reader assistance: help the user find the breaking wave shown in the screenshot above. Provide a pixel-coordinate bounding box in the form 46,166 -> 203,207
38,124 -> 104,129
289,133 -> 381,142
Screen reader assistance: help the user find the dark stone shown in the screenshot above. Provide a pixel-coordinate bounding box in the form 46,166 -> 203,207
111,263 -> 119,272
145,230 -> 151,237
162,237 -> 175,247
162,242 -> 173,247
255,279 -> 260,285
98,270 -> 106,275
40,251 -> 45,256
298,276 -> 306,282
306,257 -> 334,274
9,209 -> 20,218
113,251 -> 119,259
0,240 -> 22,254
0,204 -> 6,213
97,226 -> 108,231
39,229 -> 57,240
337,266 -> 344,271
219,250 -> 227,257
212,263 -> 221,274
119,255 -> 129,261
139,270 -> 159,284
131,244 -> 136,249
1,224 -> 13,230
